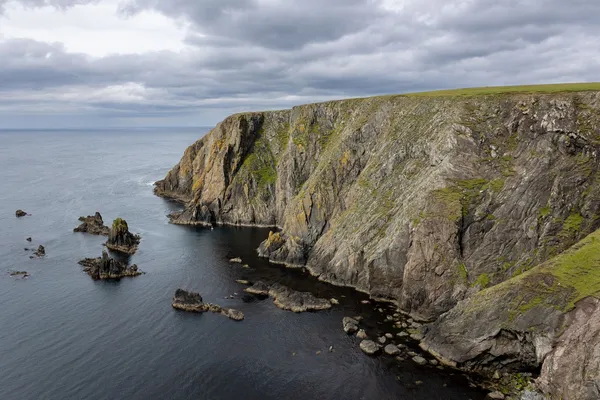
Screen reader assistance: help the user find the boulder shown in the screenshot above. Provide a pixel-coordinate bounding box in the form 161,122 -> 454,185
10,271 -> 29,278
360,340 -> 380,355
172,289 -> 244,321
73,212 -> 110,235
343,317 -> 359,334
384,344 -> 400,355
356,329 -> 368,339
378,336 -> 387,344
26,237 -> 32,242
412,356 -> 427,365
486,392 -> 505,400
236,279 -> 250,285
229,257 -> 242,263
105,218 -> 140,254
15,210 -> 27,217
78,250 -> 142,280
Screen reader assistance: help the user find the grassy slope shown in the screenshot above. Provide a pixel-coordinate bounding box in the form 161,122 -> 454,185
473,228 -> 600,321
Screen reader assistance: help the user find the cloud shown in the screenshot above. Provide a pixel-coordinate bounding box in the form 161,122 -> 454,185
0,0 -> 599,127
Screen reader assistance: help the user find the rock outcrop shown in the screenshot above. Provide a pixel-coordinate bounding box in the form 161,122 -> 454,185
156,87 -> 600,398
105,218 -> 140,255
78,250 -> 142,280
30,245 -> 45,258
171,289 -> 244,321
244,281 -> 331,312
74,212 -> 110,235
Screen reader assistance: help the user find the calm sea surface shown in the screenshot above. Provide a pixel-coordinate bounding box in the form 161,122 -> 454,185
0,129 -> 485,400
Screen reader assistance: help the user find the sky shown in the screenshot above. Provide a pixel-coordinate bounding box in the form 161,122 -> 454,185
0,0 -> 599,128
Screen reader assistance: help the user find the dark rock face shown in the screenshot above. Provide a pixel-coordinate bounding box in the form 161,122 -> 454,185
74,212 -> 110,236
172,289 -> 244,321
105,218 -> 140,255
15,210 -> 27,217
78,251 -> 142,280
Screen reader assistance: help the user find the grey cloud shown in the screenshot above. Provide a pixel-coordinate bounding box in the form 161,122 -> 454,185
0,0 -> 599,127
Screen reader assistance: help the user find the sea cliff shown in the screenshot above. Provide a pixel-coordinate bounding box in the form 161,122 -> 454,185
156,84 -> 600,399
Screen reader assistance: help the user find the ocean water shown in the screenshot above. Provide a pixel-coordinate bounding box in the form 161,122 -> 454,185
0,129 -> 485,400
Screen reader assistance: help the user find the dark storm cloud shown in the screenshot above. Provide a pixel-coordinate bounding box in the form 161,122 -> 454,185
1,0 -> 599,126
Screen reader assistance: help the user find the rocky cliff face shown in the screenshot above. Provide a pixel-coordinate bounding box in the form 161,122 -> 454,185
156,90 -> 600,398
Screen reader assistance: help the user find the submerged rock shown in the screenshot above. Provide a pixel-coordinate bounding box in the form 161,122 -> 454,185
78,250 -> 142,280
26,237 -> 32,242
172,289 -> 244,321
229,257 -> 242,263
15,210 -> 28,217
74,212 -> 110,235
236,279 -> 250,285
342,317 -> 359,334
105,218 -> 140,255
359,340 -> 380,355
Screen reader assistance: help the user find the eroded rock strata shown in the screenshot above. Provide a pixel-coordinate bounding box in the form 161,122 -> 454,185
74,212 -> 110,235
78,250 -> 142,280
171,289 -> 244,321
105,218 -> 140,255
157,89 -> 600,398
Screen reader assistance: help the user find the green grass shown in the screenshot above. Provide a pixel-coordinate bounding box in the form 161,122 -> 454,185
112,217 -> 128,232
559,212 -> 584,239
405,82 -> 600,97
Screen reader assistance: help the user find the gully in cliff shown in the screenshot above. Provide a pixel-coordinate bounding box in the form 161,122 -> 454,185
105,218 -> 141,255
78,250 -> 143,280
172,289 -> 244,321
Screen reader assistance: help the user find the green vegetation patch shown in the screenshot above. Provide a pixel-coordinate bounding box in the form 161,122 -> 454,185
559,212 -> 584,239
112,217 -> 128,232
431,178 -> 490,221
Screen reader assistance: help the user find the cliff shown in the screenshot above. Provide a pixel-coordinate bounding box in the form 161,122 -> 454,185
156,84 -> 600,398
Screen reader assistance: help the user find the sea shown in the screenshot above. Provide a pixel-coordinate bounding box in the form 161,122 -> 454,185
0,128 -> 485,400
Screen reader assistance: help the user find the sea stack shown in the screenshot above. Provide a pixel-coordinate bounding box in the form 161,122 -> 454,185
105,218 -> 140,255
74,212 -> 110,235
78,250 -> 142,280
